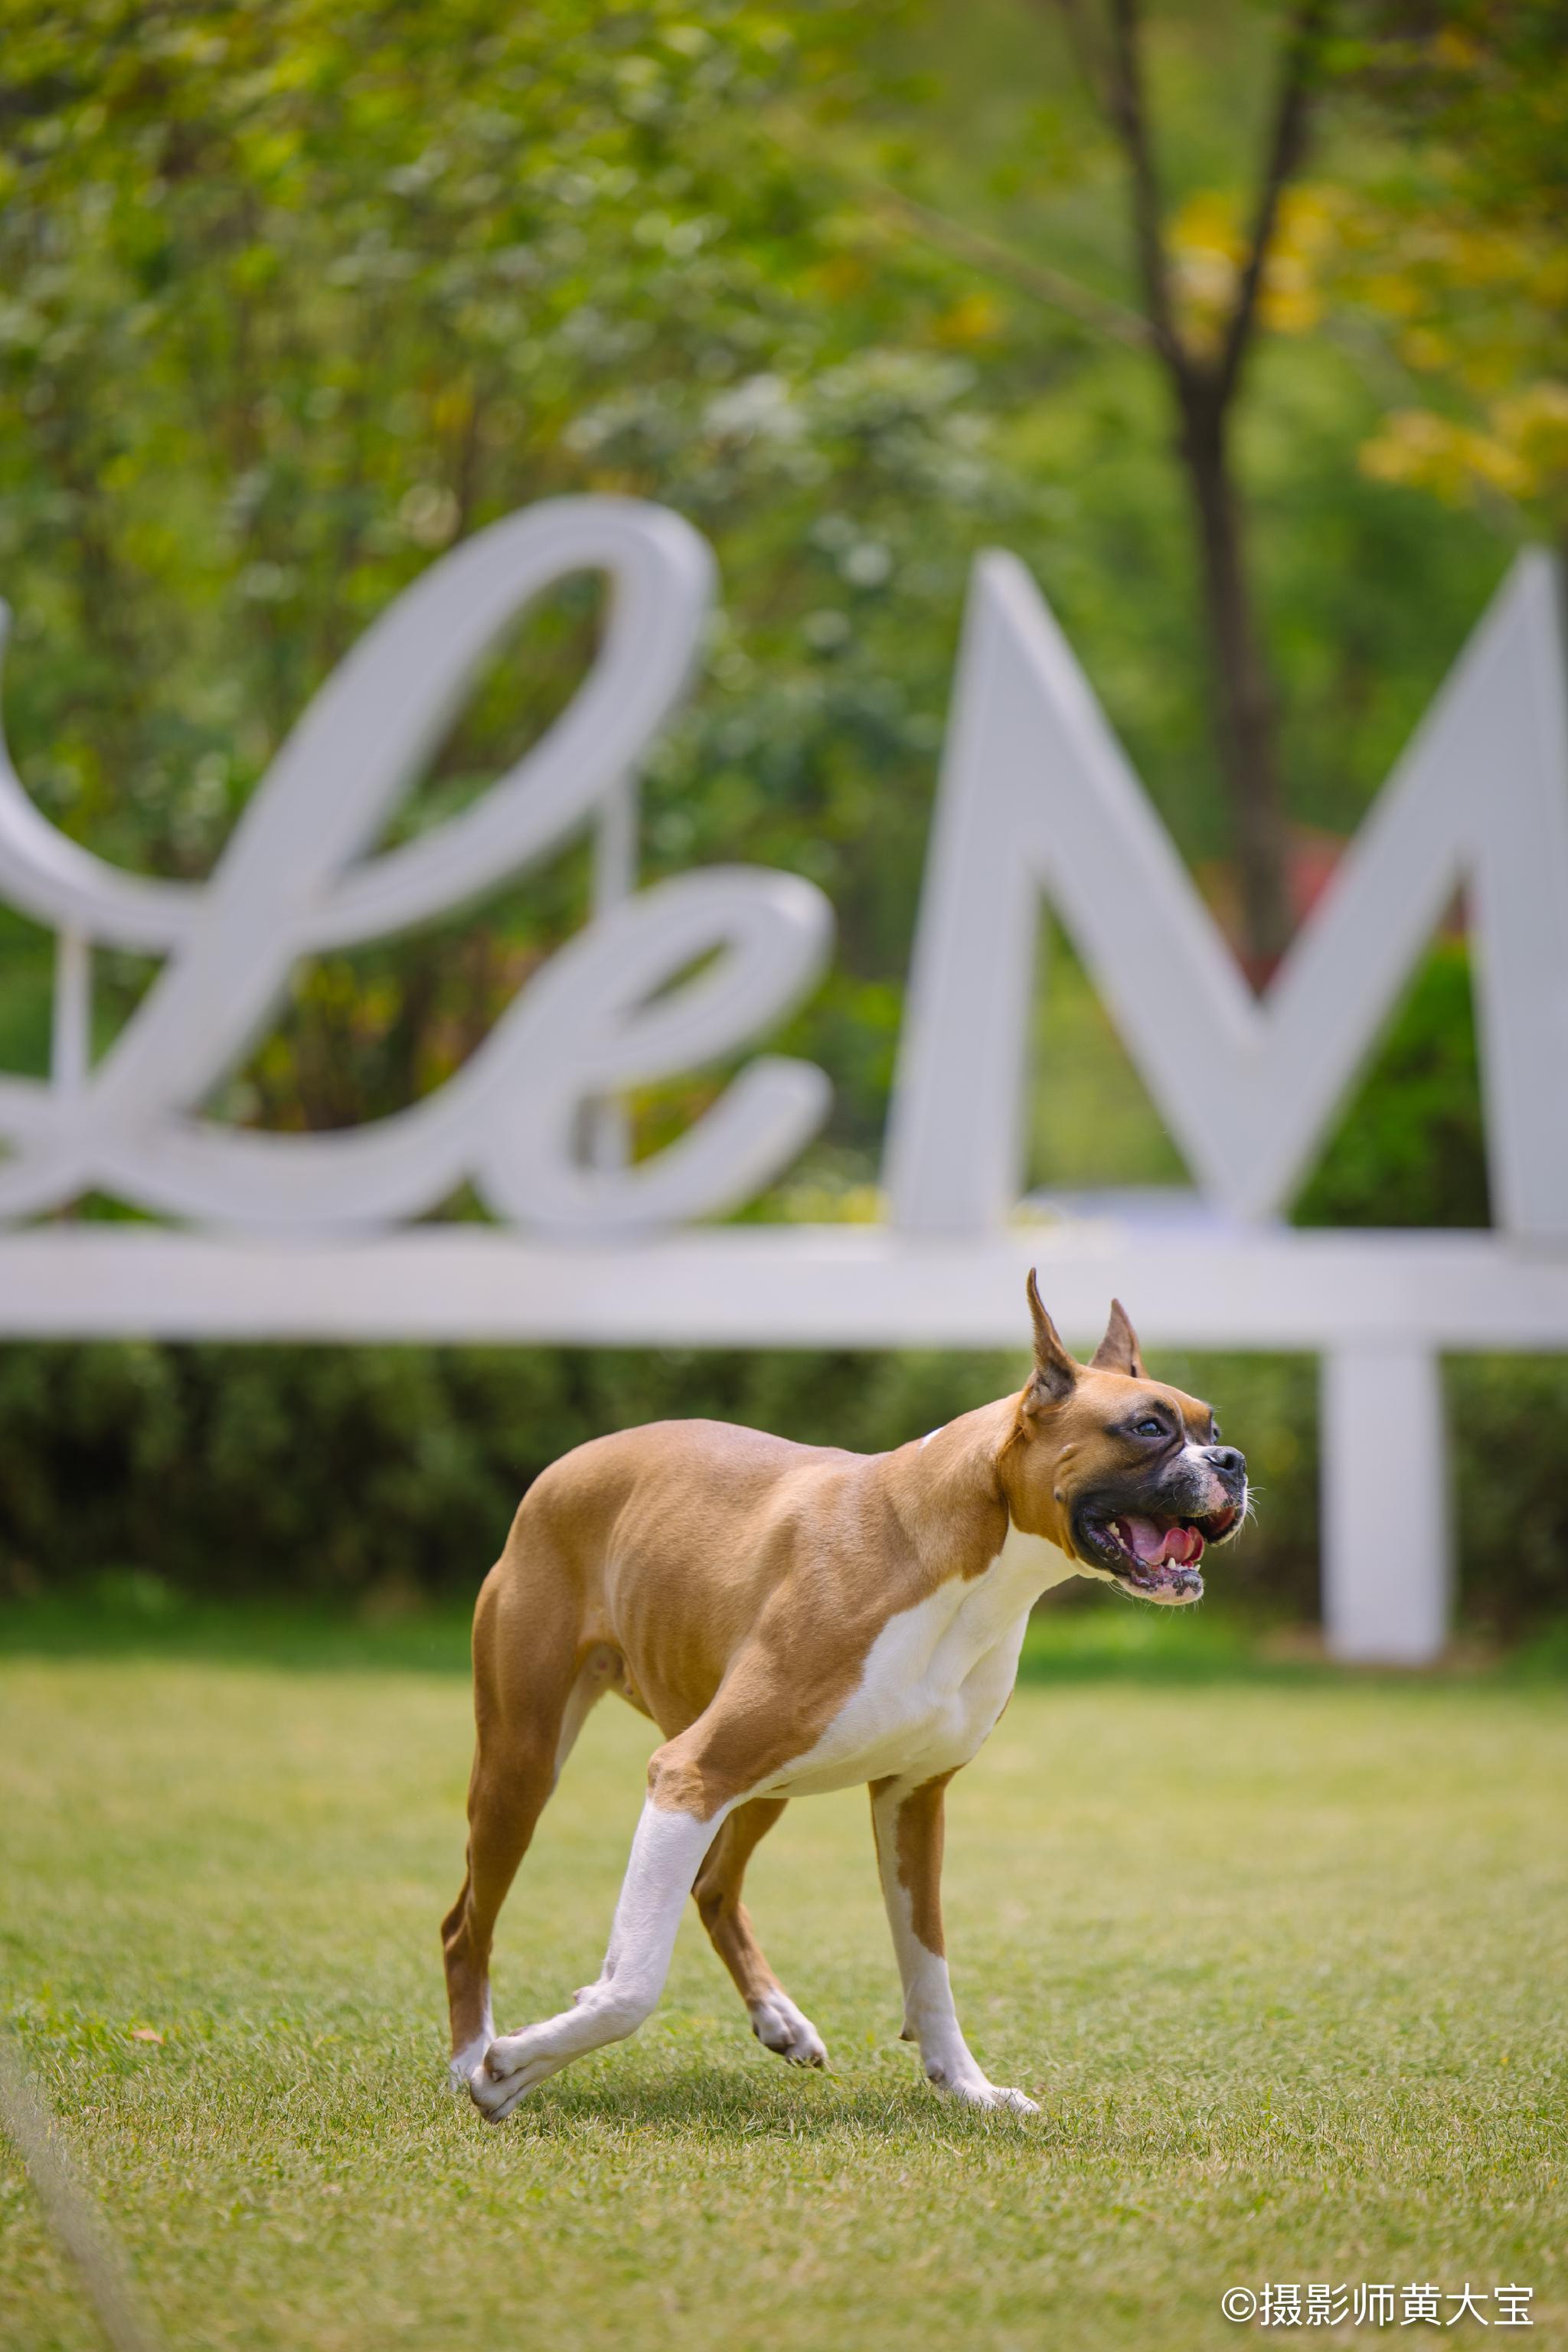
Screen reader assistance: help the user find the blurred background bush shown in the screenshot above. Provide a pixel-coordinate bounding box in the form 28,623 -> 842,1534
0,0 -> 1563,1633
0,1338 -> 1560,1639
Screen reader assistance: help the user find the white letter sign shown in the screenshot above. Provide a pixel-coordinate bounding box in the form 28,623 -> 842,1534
2,495 -> 1567,1669
0,498 -> 833,1233
886,550 -> 1568,1240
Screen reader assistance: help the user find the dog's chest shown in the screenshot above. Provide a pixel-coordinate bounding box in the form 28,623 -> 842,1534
763,1524 -> 1071,1799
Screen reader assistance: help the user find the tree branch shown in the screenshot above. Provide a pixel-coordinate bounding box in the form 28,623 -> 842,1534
1044,0 -> 1115,119
854,176 -> 1152,351
1213,0 -> 1330,411
764,111 -> 1151,351
1102,0 -> 1188,381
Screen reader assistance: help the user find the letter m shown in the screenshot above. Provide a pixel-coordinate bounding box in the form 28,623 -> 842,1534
886,552 -> 1568,1240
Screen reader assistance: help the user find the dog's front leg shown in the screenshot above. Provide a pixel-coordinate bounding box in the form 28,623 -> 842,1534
469,1773 -> 730,2122
869,1773 -> 1038,2116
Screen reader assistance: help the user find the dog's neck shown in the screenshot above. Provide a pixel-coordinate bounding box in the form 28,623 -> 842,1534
893,1393 -> 1076,1599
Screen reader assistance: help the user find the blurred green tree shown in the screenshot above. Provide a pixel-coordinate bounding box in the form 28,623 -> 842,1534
0,0 -> 1028,1168
0,0 -> 1520,1190
0,1 -> 1562,1631
795,0 -> 1348,972
1325,3 -> 1568,554
1034,0 -> 1334,972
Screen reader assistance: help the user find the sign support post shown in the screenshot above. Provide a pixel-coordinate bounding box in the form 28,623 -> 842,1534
1321,1343 -> 1452,1665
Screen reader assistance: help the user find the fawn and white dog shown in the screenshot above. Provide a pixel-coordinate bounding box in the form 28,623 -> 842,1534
444,1275 -> 1247,2118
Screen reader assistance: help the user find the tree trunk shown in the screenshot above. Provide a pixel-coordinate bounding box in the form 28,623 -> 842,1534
1177,382 -> 1293,977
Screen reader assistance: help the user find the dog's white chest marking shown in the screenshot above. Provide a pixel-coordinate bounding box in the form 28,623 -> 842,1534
763,1522 -> 1073,1799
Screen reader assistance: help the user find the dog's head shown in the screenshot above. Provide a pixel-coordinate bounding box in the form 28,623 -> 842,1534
999,1272 -> 1247,1606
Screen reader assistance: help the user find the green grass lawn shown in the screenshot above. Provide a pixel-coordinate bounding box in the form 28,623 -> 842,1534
1,1607 -> 1563,2352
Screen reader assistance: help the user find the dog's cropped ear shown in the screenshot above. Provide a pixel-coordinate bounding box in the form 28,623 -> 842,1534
1089,1296 -> 1145,1380
1024,1269 -> 1079,1408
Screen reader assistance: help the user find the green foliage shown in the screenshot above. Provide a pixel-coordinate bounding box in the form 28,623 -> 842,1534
0,1341 -> 1299,1622
1,1331 -> 1555,1635
0,0 -> 1523,1170
1295,938 -> 1489,1227
1451,1353 -> 1568,1637
0,0 -> 1018,1161
1329,4 -> 1568,539
0,1339 -> 1015,1599
0,2 -> 1560,1633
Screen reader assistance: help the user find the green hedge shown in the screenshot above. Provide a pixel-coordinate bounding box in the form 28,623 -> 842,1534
1449,1356 -> 1568,1636
0,1340 -> 1557,1632
0,1342 -> 1022,1605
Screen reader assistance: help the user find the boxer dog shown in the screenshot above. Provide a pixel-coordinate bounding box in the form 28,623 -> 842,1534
446,1275 -> 1246,2118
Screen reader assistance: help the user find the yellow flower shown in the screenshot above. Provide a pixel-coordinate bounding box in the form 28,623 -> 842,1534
1360,408 -> 1530,504
933,292 -> 1005,348
1488,383 -> 1568,497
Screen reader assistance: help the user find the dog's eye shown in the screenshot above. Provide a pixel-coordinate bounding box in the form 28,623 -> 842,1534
1134,1416 -> 1165,1439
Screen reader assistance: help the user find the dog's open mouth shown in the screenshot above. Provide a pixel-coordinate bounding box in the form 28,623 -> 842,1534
1083,1501 -> 1242,1602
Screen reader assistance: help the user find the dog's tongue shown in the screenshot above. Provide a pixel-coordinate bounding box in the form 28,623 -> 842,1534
1120,1515 -> 1204,1567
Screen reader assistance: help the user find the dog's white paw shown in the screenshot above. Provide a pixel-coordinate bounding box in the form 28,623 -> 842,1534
927,2066 -> 1039,2115
466,2053 -> 519,2122
469,2076 -> 531,2123
466,1982 -> 649,2123
972,2082 -> 1040,2115
749,1990 -> 828,2069
466,2025 -> 560,2122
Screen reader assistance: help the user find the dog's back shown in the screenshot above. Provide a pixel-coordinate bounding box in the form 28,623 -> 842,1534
484,1419 -> 879,1736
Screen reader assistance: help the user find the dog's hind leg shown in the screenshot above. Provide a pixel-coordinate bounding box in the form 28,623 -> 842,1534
441,1570 -> 609,2088
692,1799 -> 827,2069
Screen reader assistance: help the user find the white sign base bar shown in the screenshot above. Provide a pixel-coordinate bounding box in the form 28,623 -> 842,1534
2,1223 -> 1561,1672
0,1223 -> 1559,1349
